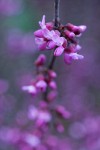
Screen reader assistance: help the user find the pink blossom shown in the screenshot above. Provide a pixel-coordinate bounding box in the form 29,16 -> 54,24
48,70 -> 57,78
35,38 -> 47,50
22,85 -> 37,95
39,15 -> 46,29
35,54 -> 46,66
36,80 -> 47,92
55,105 -> 71,119
34,15 -> 66,55
28,106 -> 38,120
51,34 -> 65,47
24,134 -> 40,147
75,44 -> 82,51
64,53 -> 84,64
66,23 -> 87,35
37,111 -> 52,123
34,15 -> 86,64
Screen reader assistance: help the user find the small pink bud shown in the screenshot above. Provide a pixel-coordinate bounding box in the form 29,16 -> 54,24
36,80 -> 47,92
49,81 -> 57,90
54,46 -> 64,56
66,23 -> 77,31
66,23 -> 81,35
35,54 -> 46,66
48,70 -> 57,78
46,22 -> 54,30
55,105 -> 71,119
64,30 -> 75,39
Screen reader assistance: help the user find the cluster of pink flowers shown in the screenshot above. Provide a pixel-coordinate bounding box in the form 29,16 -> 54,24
28,102 -> 71,133
22,53 -> 71,137
34,15 -> 87,64
21,12 -> 87,150
22,54 -> 57,100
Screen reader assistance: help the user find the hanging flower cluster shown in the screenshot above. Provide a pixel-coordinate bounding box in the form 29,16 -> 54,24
22,54 -> 57,100
34,15 -> 87,64
21,12 -> 87,150
22,53 -> 71,138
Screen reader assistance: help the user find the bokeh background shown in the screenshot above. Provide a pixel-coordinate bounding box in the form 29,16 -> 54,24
0,0 -> 100,150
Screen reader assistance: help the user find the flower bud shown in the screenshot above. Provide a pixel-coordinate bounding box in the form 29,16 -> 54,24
66,23 -> 81,35
55,105 -> 71,119
36,80 -> 47,92
48,70 -> 57,78
35,54 -> 46,66
47,91 -> 57,102
49,81 -> 57,90
46,22 -> 54,30
64,30 -> 75,39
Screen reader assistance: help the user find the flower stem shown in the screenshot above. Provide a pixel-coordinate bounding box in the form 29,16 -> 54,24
43,0 -> 60,101
54,0 -> 60,28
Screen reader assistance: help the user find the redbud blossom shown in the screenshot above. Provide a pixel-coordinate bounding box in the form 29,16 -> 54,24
22,85 -> 37,95
36,80 -> 47,92
35,54 -> 46,66
34,15 -> 86,64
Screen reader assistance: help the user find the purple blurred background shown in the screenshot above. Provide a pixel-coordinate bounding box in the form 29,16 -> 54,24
0,0 -> 100,150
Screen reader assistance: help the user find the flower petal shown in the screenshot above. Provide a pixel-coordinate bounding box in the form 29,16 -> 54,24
34,29 -> 44,38
39,15 -> 46,29
46,41 -> 56,49
64,53 -> 84,64
54,46 -> 64,56
22,85 -> 37,95
69,53 -> 84,60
